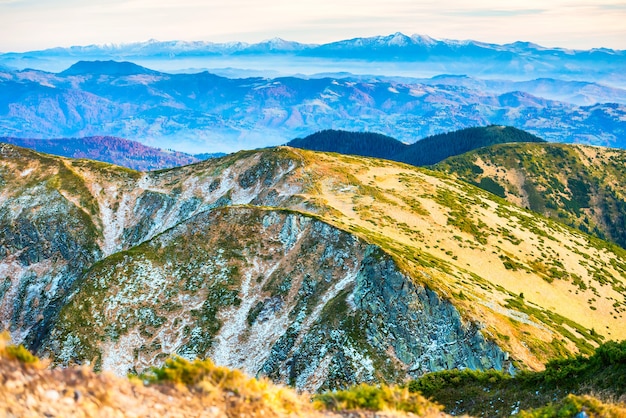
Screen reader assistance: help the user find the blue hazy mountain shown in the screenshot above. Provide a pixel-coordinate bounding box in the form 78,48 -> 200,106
0,61 -> 624,153
59,60 -> 159,76
414,75 -> 626,106
2,33 -> 625,87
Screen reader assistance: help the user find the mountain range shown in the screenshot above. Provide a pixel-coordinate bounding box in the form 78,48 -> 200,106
2,32 -> 626,417
0,126 -> 544,171
414,75 -> 626,106
1,61 -> 624,153
1,141 -> 625,395
2,33 -> 625,87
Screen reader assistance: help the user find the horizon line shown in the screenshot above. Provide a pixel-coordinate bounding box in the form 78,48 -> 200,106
2,32 -> 624,55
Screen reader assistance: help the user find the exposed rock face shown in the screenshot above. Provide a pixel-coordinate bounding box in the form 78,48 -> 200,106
351,250 -> 507,375
0,146 -> 303,350
43,207 -> 509,392
0,146 -> 102,349
2,143 -> 624,392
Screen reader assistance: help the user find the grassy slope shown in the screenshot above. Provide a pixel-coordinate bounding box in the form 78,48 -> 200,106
285,148 -> 626,366
2,143 -> 626,372
435,142 -> 626,250
408,340 -> 626,417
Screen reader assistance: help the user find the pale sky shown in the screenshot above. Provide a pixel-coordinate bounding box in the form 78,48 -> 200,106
1,0 -> 625,52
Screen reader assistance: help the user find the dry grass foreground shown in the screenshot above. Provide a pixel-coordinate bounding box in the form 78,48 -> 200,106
0,334 -> 448,418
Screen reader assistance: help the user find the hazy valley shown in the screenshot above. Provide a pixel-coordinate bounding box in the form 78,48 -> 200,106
1,61 -> 624,154
1,33 -> 625,154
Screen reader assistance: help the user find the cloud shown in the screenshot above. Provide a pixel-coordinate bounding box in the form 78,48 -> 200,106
597,3 -> 626,11
441,8 -> 546,17
0,0 -> 625,51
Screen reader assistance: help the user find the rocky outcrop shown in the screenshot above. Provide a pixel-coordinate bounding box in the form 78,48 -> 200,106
352,250 -> 508,374
0,146 -> 303,349
0,174 -> 101,350
42,207 -> 509,392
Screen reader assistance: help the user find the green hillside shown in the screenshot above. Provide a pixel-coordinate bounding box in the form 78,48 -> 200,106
435,142 -> 626,249
408,340 -> 626,417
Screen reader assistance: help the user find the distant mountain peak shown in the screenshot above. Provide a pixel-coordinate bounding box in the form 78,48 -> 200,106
384,32 -> 413,46
240,38 -> 310,53
410,34 -> 438,46
262,37 -> 292,45
59,60 -> 159,76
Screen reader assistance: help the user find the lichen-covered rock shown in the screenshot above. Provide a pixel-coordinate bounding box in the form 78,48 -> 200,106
42,207 -> 509,392
0,146 -> 303,351
0,183 -> 101,350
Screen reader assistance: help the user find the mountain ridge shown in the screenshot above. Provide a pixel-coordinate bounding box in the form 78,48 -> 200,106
0,136 -> 205,171
1,142 -> 624,392
2,33 -> 625,88
6,32 -> 625,57
1,66 -> 624,153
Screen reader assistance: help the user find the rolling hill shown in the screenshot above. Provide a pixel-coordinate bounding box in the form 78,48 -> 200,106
394,125 -> 545,166
435,142 -> 626,250
286,130 -> 408,160
0,136 -> 203,171
1,143 -> 625,394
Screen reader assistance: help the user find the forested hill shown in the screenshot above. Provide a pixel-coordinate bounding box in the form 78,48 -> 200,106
286,126 -> 546,166
286,130 -> 408,159
397,125 -> 546,166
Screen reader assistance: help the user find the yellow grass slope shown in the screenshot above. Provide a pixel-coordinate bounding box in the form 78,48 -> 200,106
280,148 -> 626,369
